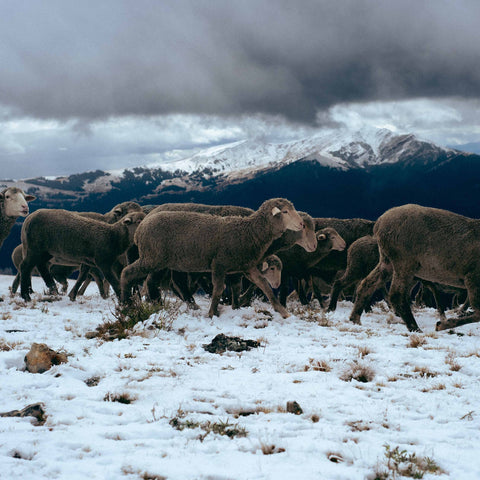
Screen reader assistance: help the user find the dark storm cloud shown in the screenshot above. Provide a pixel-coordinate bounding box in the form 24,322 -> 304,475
1,0 -> 480,122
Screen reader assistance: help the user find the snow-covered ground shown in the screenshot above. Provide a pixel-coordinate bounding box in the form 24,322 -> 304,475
1,274 -> 479,480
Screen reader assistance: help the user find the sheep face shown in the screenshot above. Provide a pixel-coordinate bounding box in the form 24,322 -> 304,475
121,211 -> 146,241
268,199 -> 303,232
260,255 -> 283,289
295,216 -> 318,252
316,227 -> 346,253
0,187 -> 36,218
107,201 -> 143,223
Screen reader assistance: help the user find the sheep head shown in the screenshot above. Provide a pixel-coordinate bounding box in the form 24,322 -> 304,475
0,187 -> 36,218
316,227 -> 346,253
264,198 -> 304,232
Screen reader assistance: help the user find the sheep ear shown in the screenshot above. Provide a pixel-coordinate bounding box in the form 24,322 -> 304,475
317,233 -> 326,240
262,261 -> 268,271
123,216 -> 133,225
25,195 -> 36,202
271,207 -> 281,216
114,208 -> 122,215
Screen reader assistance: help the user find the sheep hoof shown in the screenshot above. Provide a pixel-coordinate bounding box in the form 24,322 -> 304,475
350,316 -> 361,325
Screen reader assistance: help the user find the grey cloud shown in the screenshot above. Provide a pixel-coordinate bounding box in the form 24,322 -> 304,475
1,0 -> 480,123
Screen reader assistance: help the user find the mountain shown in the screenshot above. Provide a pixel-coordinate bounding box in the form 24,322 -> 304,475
1,127 -> 479,272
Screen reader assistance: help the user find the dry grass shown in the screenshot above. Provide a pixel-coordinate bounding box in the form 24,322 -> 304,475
408,334 -> 427,348
304,358 -> 332,372
358,345 -> 373,357
413,366 -> 438,378
373,444 -> 445,479
445,353 -> 462,371
260,443 -> 286,455
340,361 -> 376,383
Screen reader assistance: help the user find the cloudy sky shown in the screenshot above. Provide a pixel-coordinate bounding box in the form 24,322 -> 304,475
1,0 -> 480,179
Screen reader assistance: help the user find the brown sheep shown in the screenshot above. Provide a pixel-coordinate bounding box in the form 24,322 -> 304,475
20,209 -> 145,301
121,198 -> 304,318
276,227 -> 346,306
350,204 -> 480,332
327,235 -> 380,311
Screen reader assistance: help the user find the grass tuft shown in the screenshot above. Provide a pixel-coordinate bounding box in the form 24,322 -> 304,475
340,361 -> 376,383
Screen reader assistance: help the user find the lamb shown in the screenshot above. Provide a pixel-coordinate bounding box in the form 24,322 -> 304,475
121,198 -> 304,318
20,209 -> 145,301
349,204 -> 480,332
276,227 -> 346,306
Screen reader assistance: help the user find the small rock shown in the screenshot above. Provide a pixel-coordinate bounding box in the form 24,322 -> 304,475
202,334 -> 260,354
25,343 -> 68,373
286,401 -> 303,415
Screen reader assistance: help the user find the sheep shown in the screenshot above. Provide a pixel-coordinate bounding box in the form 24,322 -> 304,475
147,202 -> 254,217
237,212 -> 318,307
0,187 -> 35,248
121,198 -> 304,318
20,209 -> 145,301
327,235 -> 380,311
301,217 -> 375,305
276,227 -> 346,306
349,203 -> 480,332
141,205 -> 315,311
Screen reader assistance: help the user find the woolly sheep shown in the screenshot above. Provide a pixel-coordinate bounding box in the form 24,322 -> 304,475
350,204 -> 480,332
148,202 -> 254,217
121,198 -> 304,318
20,209 -> 145,301
276,227 -> 346,307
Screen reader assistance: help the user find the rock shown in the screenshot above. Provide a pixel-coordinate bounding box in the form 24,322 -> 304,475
0,402 -> 47,425
24,343 -> 68,373
286,401 -> 303,415
202,333 -> 260,354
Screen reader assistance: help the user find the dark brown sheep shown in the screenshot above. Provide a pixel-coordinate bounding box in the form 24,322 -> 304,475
350,204 -> 480,332
121,198 -> 304,318
20,209 -> 145,301
327,235 -> 380,311
304,217 -> 375,304
276,227 -> 346,306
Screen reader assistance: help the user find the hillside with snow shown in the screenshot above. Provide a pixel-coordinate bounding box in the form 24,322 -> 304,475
1,275 -> 479,479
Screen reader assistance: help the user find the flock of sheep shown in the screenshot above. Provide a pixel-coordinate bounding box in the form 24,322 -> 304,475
1,185 -> 479,333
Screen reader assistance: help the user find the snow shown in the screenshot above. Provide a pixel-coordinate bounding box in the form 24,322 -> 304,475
1,274 -> 479,479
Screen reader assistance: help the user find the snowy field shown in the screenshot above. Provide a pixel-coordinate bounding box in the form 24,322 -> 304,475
1,274 -> 479,480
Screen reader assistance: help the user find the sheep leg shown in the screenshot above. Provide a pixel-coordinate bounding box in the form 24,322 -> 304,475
328,272 -> 353,312
145,270 -> 167,302
238,282 -> 256,307
11,273 -> 20,295
68,264 -> 90,301
388,272 -> 421,332
436,277 -> 480,330
20,255 -> 36,301
208,268 -> 226,318
171,271 -> 199,309
311,276 -> 332,308
98,264 -> 121,300
36,260 -> 59,296
297,278 -> 310,305
245,267 -> 289,318
349,261 -> 391,325
228,274 -> 243,309
279,277 -> 289,307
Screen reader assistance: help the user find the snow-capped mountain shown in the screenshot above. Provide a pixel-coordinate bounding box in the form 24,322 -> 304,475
147,127 -> 458,177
